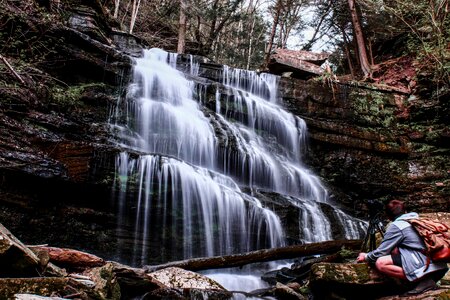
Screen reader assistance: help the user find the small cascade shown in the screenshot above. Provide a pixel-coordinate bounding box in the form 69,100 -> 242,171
119,48 -> 216,167
214,66 -> 325,198
110,48 -> 366,266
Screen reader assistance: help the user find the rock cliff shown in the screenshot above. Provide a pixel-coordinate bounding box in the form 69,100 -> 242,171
0,0 -> 448,262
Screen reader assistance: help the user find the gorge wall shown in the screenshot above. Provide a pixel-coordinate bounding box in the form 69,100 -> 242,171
279,78 -> 449,215
0,0 -> 449,260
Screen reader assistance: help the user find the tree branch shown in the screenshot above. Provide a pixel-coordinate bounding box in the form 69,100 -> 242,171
0,54 -> 25,85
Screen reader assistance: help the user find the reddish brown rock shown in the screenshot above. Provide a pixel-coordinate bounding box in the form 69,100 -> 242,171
28,246 -> 105,270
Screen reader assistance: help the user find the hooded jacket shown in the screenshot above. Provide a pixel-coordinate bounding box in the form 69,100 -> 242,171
366,212 -> 449,282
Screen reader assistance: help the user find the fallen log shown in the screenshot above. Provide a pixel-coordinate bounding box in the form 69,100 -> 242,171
144,239 -> 362,272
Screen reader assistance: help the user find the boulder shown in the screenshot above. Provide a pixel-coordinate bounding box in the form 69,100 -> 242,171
108,261 -> 164,299
0,278 -> 83,299
273,282 -> 307,300
28,246 -> 105,270
146,267 -> 232,299
83,262 -> 121,299
0,223 -> 64,277
267,49 -> 329,79
143,288 -> 232,300
309,262 -> 404,299
147,267 -> 226,290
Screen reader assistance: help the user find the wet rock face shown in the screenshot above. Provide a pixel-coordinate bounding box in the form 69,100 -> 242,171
278,78 -> 450,215
0,0 -> 129,259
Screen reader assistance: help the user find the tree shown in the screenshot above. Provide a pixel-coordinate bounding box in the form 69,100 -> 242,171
201,0 -> 245,55
359,0 -> 449,85
177,0 -> 187,54
347,0 -> 372,78
113,0 -> 121,18
277,0 -> 308,49
302,0 -> 333,51
264,0 -> 283,67
129,0 -> 142,34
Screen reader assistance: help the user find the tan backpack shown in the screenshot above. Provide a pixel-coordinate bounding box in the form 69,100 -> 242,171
407,218 -> 450,269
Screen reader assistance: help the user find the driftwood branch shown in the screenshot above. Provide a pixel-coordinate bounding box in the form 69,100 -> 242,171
145,239 -> 362,272
0,54 -> 25,85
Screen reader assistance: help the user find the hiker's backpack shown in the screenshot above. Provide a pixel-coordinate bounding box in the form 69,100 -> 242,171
407,218 -> 450,267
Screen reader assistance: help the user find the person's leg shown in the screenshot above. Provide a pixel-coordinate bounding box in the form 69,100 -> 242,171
375,255 -> 407,280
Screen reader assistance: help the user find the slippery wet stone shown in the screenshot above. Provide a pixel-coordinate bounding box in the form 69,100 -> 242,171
0,223 -> 64,277
147,267 -> 226,290
145,267 -> 232,300
83,262 -> 121,299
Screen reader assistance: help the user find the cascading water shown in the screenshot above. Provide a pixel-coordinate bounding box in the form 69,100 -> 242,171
110,48 -> 366,269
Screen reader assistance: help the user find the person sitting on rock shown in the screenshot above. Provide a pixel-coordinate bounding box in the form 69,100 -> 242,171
356,199 -> 449,296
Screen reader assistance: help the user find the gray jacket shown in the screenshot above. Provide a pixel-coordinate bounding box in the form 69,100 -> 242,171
366,212 -> 448,281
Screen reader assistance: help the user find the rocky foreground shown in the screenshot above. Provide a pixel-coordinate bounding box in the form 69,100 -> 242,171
1,214 -> 449,300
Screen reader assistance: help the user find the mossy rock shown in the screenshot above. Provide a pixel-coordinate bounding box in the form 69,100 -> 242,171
85,262 -> 121,299
0,278 -> 70,299
310,262 -> 386,285
309,262 -> 404,299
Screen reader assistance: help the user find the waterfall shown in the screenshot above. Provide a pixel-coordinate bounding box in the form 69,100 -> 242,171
111,48 -> 366,266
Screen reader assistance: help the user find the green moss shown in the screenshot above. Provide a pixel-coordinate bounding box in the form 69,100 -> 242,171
411,142 -> 437,153
50,83 -> 106,108
338,247 -> 358,259
352,264 -> 371,283
350,89 -> 398,128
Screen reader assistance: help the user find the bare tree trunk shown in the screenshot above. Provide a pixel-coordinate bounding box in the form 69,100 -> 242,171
194,15 -> 202,52
368,37 -> 374,65
278,18 -> 284,49
120,0 -> 131,26
245,0 -> 259,69
129,0 -> 141,34
177,0 -> 187,54
352,35 -> 360,67
144,239 -> 362,272
347,0 -> 371,78
114,0 -> 120,18
246,17 -> 257,69
340,25 -> 355,78
264,0 -> 283,67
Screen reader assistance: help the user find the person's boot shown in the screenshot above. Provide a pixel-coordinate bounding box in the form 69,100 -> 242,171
401,277 -> 437,297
